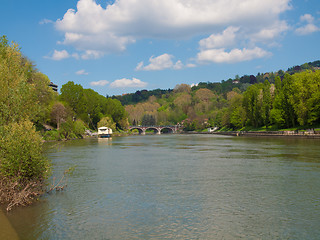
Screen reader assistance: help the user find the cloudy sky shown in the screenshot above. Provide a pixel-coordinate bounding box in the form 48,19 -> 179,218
1,0 -> 319,96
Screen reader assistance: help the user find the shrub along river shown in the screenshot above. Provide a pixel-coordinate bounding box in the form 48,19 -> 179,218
3,134 -> 320,239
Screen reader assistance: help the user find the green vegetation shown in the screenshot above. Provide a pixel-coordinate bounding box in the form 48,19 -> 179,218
0,34 -> 319,210
0,35 -> 129,210
122,70 -> 320,132
58,81 -> 129,132
114,60 -> 320,106
0,36 -> 52,210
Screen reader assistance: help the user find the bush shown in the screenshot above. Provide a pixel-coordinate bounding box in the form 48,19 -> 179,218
0,120 -> 50,181
43,129 -> 60,141
58,119 -> 75,140
73,120 -> 86,137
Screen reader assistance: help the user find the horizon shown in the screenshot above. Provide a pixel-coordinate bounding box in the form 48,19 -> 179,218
1,0 -> 320,96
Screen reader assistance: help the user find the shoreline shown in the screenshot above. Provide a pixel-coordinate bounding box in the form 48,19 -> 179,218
197,131 -> 320,138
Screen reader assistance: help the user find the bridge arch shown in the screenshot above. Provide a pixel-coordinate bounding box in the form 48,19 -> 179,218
129,127 -> 144,135
145,127 -> 160,135
160,127 -> 174,134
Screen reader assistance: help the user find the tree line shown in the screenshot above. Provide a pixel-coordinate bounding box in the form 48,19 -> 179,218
124,71 -> 320,131
113,60 -> 320,106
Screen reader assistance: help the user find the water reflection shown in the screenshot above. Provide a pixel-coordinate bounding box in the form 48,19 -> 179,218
97,137 -> 112,146
5,135 -> 320,239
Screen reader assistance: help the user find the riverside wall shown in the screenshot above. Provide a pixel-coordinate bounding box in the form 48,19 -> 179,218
210,130 -> 320,138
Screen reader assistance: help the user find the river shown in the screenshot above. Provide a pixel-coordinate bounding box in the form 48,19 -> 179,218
3,134 -> 320,239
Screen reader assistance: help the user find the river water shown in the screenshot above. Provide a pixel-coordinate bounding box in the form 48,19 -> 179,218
4,134 -> 320,239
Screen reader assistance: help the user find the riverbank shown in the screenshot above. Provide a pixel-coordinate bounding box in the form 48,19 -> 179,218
206,130 -> 320,138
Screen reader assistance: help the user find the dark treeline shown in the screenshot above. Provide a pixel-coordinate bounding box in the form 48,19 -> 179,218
113,88 -> 173,105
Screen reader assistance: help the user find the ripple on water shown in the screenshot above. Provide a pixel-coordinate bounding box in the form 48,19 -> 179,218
7,135 -> 320,239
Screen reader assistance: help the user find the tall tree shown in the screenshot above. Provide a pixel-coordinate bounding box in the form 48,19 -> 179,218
59,81 -> 84,113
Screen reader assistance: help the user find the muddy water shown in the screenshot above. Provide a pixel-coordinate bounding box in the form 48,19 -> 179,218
0,209 -> 19,240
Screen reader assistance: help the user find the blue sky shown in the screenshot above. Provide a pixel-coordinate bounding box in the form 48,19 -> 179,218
1,0 -> 319,96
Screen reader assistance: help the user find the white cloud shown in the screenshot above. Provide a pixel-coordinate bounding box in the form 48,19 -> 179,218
81,50 -> 105,59
90,80 -> 109,86
47,50 -> 71,61
55,0 -> 291,56
250,20 -> 289,42
197,47 -> 271,63
136,54 -> 184,71
300,14 -> 314,23
295,24 -> 320,35
110,78 -> 147,88
295,14 -> 320,35
75,69 -> 89,75
199,26 -> 239,49
45,49 -> 80,61
173,60 -> 183,70
135,62 -> 144,71
39,19 -> 54,25
186,63 -> 197,68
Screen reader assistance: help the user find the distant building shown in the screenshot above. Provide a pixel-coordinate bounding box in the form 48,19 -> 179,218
49,82 -> 58,92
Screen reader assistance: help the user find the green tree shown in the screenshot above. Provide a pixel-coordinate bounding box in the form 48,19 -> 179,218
141,114 -> 156,126
279,74 -> 296,127
104,98 -> 126,123
97,116 -> 116,131
0,36 -> 37,125
261,80 -> 272,127
59,81 -> 84,113
291,71 -> 320,125
243,84 -> 264,127
73,120 -> 86,137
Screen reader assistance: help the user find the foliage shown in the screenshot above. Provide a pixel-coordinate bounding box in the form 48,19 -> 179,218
0,36 -> 38,125
141,114 -> 156,126
43,129 -> 60,141
97,116 -> 116,130
0,36 -> 52,183
73,120 -> 86,137
58,119 -> 77,140
113,88 -> 173,105
50,102 -> 68,129
290,71 -> 320,125
59,82 -> 127,130
0,120 -> 50,181
123,67 -> 320,131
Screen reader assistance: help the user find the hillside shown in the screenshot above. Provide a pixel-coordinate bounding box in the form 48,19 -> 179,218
113,61 -> 320,131
113,60 -> 320,106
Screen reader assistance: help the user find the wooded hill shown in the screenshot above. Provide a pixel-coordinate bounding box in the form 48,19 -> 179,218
113,60 -> 320,106
116,61 -> 320,131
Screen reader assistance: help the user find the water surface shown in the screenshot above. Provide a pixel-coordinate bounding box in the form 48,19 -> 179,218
5,134 -> 320,239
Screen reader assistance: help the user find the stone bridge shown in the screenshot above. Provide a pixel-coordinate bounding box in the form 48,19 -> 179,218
129,125 -> 179,135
